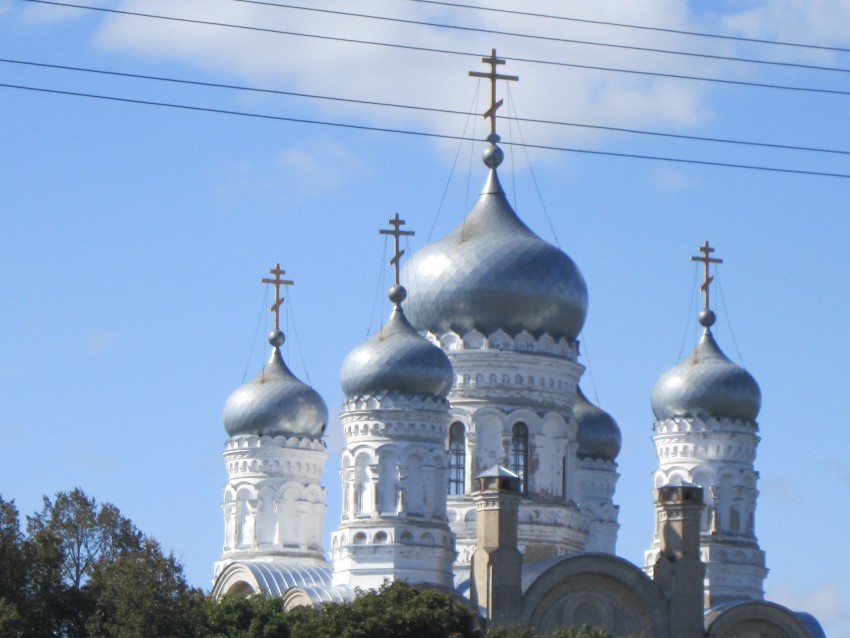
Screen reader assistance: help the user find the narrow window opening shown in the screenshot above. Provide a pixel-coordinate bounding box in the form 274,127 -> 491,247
511,422 -> 529,495
449,422 -> 466,495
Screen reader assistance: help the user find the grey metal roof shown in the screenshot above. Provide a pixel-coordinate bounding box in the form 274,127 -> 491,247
574,386 -> 622,462
651,330 -> 761,422
222,560 -> 351,605
476,465 -> 519,479
222,346 -> 328,439
340,301 -> 453,400
401,168 -> 588,342
705,601 -> 826,638
243,560 -> 333,595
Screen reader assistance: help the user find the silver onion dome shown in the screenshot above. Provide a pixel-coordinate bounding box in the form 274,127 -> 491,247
223,330 -> 328,439
401,155 -> 588,341
651,329 -> 761,422
340,286 -> 453,400
574,387 -> 622,462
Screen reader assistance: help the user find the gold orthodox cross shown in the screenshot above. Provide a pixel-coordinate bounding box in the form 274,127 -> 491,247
261,263 -> 294,332
690,241 -> 723,310
379,213 -> 414,286
468,48 -> 519,137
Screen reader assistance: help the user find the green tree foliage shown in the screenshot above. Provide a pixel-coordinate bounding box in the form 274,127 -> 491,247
27,488 -> 143,589
86,539 -> 203,638
1,489 -> 201,638
286,580 -> 482,638
0,497 -> 27,638
3,490 -> 636,638
201,595 -> 289,638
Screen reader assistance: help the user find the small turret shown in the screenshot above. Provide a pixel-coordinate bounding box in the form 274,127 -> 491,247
213,264 -> 331,597
470,466 -> 523,627
650,479 -> 705,638
332,214 -> 456,590
645,242 -> 767,605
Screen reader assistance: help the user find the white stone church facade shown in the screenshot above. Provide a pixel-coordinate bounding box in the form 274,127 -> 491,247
209,74 -> 824,636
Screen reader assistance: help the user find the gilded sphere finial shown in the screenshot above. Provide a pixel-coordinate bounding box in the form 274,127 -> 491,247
389,284 -> 407,305
483,143 -> 504,169
698,309 -> 716,328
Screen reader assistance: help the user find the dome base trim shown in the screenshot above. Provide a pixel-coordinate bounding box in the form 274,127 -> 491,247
426,328 -> 579,361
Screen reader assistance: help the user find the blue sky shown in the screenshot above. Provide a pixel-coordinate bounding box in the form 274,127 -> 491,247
2,1 -> 850,636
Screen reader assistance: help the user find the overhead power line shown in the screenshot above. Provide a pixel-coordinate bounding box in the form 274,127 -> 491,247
228,0 -> 850,75
406,0 -> 850,55
3,80 -> 850,180
19,0 -> 850,97
5,56 -> 850,157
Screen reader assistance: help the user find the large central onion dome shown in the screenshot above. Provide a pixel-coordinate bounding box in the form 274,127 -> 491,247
652,316 -> 761,422
574,387 -> 622,462
223,330 -> 328,439
340,285 -> 453,400
401,146 -> 588,342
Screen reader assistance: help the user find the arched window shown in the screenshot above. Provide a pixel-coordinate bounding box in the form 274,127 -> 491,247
449,422 -> 466,495
511,422 -> 529,494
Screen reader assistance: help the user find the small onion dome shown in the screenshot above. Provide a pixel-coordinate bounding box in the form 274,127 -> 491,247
401,161 -> 588,342
574,387 -> 622,462
223,330 -> 328,439
652,329 -> 761,422
340,285 -> 453,400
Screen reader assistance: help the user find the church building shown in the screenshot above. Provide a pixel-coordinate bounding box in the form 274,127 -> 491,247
209,52 -> 825,638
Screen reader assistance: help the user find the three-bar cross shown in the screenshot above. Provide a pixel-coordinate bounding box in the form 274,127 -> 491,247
690,241 -> 723,311
261,263 -> 294,332
379,213 -> 415,286
469,48 -> 519,137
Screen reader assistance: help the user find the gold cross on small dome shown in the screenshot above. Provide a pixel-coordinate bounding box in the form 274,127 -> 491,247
690,241 -> 723,311
261,263 -> 294,332
379,213 -> 415,286
469,48 -> 519,138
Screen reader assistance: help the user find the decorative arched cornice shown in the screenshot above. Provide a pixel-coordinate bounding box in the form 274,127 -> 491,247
211,559 -> 335,601
520,553 -> 668,637
705,600 -> 824,638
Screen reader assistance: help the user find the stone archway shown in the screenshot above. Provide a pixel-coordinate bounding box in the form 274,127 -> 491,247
521,554 -> 669,637
705,600 -> 823,638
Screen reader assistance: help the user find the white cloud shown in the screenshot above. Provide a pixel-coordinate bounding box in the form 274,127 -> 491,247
277,139 -> 359,193
759,477 -> 802,504
18,0 -> 80,24
769,581 -> 850,628
824,458 -> 850,485
67,332 -> 120,355
723,1 -> 850,51
651,167 -> 698,190
88,0 -> 737,158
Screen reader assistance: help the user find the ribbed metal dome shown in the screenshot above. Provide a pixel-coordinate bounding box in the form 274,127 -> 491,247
223,334 -> 328,439
574,387 -> 622,461
651,330 -> 761,422
401,168 -> 588,341
340,297 -> 453,400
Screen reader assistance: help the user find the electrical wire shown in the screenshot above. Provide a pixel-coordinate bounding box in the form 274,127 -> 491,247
19,0 -> 850,97
405,0 -> 850,55
229,0 -> 850,75
6,56 -> 850,157
8,56 -> 850,158
4,79 -> 850,179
